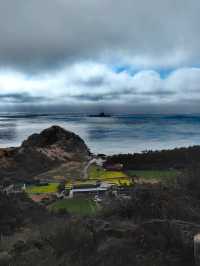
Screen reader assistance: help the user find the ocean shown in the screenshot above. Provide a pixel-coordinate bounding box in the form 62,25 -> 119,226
1,113 -> 200,155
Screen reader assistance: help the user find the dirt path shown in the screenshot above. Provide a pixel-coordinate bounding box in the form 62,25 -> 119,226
82,157 -> 105,179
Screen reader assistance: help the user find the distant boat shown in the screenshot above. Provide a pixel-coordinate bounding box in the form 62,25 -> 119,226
88,112 -> 111,118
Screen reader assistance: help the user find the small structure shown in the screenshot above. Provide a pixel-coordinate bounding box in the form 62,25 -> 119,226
56,190 -> 69,199
104,163 -> 123,171
30,194 -> 52,203
68,182 -> 112,198
2,184 -> 22,195
22,184 -> 26,191
94,195 -> 102,203
194,234 -> 200,265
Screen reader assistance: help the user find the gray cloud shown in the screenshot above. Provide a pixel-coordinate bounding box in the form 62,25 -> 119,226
76,76 -> 107,87
0,64 -> 200,113
141,90 -> 176,96
0,1 -> 200,113
71,92 -> 122,102
0,0 -> 199,71
0,93 -> 45,103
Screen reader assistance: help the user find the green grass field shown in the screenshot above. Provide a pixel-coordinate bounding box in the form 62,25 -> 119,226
65,165 -> 133,188
49,198 -> 97,216
126,169 -> 179,186
88,164 -> 125,179
127,169 -> 179,179
88,164 -> 127,179
88,164 -> 133,186
26,183 -> 59,194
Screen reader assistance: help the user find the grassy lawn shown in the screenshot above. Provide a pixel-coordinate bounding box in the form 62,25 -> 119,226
65,165 -> 133,188
88,164 -> 127,179
126,170 -> 179,186
87,164 -> 133,186
103,177 -> 133,186
26,183 -> 59,194
127,170 -> 179,179
65,177 -> 133,188
65,180 -> 96,189
49,198 -> 97,216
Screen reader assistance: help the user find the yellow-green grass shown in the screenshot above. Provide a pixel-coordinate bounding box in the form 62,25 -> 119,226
102,177 -> 133,186
88,165 -> 133,186
65,165 -> 133,189
65,180 -> 96,189
65,178 -> 132,189
49,198 -> 97,216
64,165 -> 133,188
127,169 -> 179,186
88,164 -> 127,180
127,170 -> 179,179
26,183 -> 59,194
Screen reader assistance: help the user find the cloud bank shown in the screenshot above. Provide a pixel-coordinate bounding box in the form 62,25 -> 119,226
0,0 -> 200,113
0,0 -> 199,70
1,63 -> 200,113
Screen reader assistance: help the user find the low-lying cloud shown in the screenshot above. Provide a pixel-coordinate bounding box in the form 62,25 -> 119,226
1,63 -> 200,113
0,0 -> 200,113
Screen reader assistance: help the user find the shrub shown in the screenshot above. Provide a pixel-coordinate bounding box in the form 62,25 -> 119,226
178,164 -> 200,197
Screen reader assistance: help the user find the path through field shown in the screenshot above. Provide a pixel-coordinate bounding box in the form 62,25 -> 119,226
83,157 -> 105,179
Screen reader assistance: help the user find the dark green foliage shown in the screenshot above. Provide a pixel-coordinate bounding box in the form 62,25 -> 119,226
57,182 -> 65,193
6,216 -> 196,266
105,146 -> 200,170
0,193 -> 23,235
178,164 -> 200,198
102,185 -> 200,223
45,222 -> 95,265
3,143 -> 200,266
0,192 -> 50,235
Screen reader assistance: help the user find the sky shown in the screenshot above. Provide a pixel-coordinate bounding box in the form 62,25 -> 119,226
0,0 -> 200,114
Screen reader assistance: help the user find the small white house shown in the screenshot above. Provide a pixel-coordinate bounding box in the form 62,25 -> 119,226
68,182 -> 112,198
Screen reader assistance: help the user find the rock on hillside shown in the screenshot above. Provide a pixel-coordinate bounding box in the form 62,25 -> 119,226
21,126 -> 90,161
0,126 -> 90,182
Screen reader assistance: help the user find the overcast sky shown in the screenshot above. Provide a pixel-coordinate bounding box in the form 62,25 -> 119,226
0,0 -> 200,113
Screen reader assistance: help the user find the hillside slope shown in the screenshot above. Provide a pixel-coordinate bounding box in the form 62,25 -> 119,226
0,126 -> 90,183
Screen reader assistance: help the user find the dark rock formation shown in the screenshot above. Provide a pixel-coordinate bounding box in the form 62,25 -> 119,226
0,126 -> 90,182
22,126 -> 89,154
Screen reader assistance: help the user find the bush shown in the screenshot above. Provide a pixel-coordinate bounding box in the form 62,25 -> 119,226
101,184 -> 200,223
178,164 -> 200,197
42,221 -> 96,265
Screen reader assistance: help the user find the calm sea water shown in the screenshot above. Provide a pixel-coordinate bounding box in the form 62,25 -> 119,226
1,113 -> 200,155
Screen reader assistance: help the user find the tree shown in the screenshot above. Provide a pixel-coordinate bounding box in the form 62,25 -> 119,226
57,182 -> 65,193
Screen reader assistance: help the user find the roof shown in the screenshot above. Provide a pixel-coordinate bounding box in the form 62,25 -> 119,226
73,184 -> 99,189
71,187 -> 107,193
30,194 -> 51,202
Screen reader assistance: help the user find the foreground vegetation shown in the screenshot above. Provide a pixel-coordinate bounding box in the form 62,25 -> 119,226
7,147 -> 200,265
1,182 -> 200,266
105,146 -> 200,170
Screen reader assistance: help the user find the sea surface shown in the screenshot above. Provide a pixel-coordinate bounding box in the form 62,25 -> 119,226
1,113 -> 200,155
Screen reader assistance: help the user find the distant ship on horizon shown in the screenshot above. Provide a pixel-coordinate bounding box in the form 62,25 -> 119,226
88,112 -> 111,118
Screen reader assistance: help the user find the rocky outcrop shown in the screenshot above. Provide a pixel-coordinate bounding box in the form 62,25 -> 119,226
0,126 -> 90,182
22,126 -> 89,154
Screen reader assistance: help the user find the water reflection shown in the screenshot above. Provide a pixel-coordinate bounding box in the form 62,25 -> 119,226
0,122 -> 17,143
